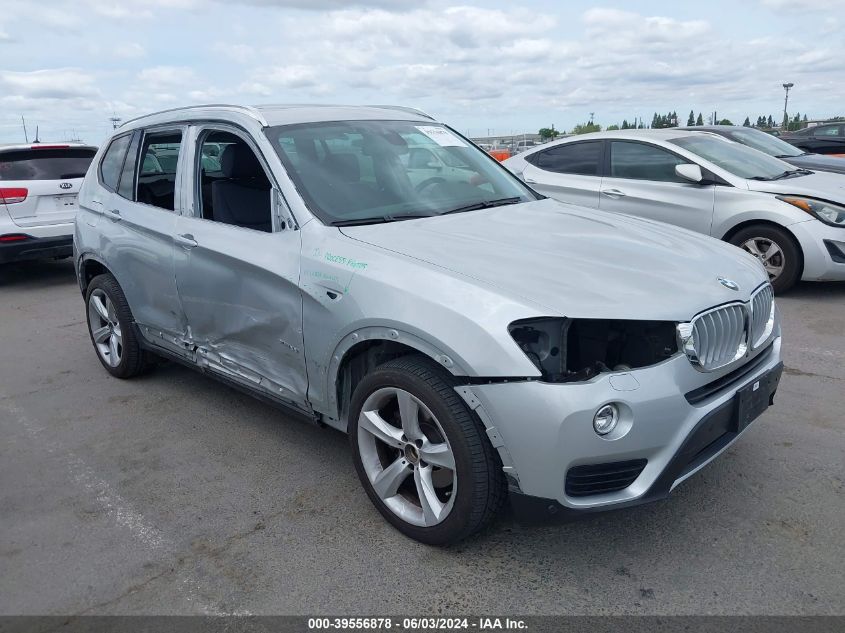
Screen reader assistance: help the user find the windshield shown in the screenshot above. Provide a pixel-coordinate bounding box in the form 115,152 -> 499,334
725,128 -> 804,158
265,120 -> 536,224
0,148 -> 96,181
670,135 -> 797,180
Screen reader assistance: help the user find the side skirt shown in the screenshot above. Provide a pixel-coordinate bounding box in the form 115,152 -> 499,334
138,334 -> 320,427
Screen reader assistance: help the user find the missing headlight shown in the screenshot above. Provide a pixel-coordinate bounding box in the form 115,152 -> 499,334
509,317 -> 678,383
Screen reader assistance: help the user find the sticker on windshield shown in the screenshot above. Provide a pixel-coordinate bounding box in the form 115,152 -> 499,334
415,126 -> 467,148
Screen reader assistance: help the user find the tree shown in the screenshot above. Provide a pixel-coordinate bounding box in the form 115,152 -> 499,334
687,110 -> 695,126
718,119 -> 733,126
572,122 -> 602,134
743,117 -> 751,127
696,112 -> 704,126
538,127 -> 559,140
621,119 -> 630,129
606,124 -> 620,131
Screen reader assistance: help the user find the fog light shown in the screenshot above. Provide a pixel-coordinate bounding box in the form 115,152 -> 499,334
593,404 -> 619,436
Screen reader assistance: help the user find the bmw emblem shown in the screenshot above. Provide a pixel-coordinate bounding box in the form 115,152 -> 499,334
718,277 -> 740,291
59,182 -> 73,189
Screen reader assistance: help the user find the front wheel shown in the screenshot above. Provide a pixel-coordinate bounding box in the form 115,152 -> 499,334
728,225 -> 801,293
349,355 -> 506,545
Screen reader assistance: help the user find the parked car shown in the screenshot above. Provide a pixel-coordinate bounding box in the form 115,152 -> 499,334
75,105 -> 781,544
680,125 -> 845,175
505,130 -> 845,292
780,122 -> 845,156
0,143 -> 97,264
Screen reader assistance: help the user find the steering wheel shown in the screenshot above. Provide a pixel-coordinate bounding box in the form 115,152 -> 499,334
415,177 -> 445,193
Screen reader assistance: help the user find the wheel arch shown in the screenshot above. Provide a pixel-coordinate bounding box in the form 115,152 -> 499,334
325,327 -> 471,432
721,219 -> 804,278
77,254 -> 114,296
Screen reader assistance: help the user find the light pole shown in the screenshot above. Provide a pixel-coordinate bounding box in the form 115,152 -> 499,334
782,83 -> 794,129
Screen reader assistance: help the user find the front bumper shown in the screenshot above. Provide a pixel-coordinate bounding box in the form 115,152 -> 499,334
461,335 -> 783,519
790,219 -> 845,281
0,234 -> 73,264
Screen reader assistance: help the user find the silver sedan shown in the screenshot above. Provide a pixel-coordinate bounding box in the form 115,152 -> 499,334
504,129 -> 845,292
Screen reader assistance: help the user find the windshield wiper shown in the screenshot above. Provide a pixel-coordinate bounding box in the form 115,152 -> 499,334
439,196 -> 522,216
770,168 -> 812,180
330,212 -> 435,227
750,168 -> 811,181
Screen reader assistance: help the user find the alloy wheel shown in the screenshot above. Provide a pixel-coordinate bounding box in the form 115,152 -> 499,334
741,237 -> 785,282
357,387 -> 457,527
87,288 -> 122,367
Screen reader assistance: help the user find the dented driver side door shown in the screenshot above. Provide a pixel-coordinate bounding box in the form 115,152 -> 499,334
172,124 -> 308,408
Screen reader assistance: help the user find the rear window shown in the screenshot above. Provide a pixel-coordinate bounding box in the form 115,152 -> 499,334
528,141 -> 602,176
0,148 -> 96,181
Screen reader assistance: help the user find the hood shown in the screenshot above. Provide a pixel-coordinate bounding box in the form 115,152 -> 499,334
747,169 -> 845,202
784,154 -> 845,176
339,198 -> 766,321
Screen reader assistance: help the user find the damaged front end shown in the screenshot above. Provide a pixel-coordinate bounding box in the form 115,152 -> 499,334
508,317 -> 678,383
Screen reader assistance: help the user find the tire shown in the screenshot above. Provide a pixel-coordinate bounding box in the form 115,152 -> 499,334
728,224 -> 801,293
349,355 -> 506,545
85,273 -> 151,378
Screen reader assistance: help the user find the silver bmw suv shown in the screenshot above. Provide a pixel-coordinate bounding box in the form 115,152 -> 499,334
74,104 -> 784,544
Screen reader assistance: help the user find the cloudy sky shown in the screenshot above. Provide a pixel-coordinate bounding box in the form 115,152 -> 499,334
0,0 -> 843,144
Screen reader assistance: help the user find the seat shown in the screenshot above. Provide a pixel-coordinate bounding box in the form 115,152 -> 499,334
210,144 -> 272,232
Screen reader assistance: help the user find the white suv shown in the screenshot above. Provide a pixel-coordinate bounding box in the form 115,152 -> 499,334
0,143 -> 97,264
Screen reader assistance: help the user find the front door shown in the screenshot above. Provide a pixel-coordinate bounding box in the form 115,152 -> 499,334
598,140 -> 715,235
173,125 -> 308,407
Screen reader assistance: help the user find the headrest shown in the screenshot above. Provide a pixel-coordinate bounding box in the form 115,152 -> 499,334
220,143 -> 264,179
324,153 -> 360,183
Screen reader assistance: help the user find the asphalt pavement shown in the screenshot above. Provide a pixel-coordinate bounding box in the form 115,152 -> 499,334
1,259 -> 843,616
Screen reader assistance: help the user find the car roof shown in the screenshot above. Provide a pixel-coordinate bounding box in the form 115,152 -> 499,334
545,129 -> 705,143
677,125 -> 745,133
0,142 -> 97,154
119,103 -> 435,130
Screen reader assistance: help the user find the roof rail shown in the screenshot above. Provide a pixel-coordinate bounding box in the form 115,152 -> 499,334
119,104 -> 267,128
369,105 -> 434,120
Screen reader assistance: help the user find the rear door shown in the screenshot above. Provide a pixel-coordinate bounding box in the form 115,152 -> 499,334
520,141 -> 603,208
0,146 -> 96,227
94,128 -> 188,353
598,140 -> 716,235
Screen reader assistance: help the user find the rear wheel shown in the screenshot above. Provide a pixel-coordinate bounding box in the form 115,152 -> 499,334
349,355 -> 506,545
85,273 -> 151,378
728,225 -> 801,293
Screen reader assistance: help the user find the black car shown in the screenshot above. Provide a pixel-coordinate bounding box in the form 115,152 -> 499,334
779,122 -> 845,155
679,125 -> 845,175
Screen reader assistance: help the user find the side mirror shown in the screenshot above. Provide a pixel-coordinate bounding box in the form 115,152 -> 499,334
675,163 -> 703,183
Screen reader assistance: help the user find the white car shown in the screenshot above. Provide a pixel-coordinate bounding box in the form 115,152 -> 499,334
74,104 -> 782,544
0,143 -> 97,264
504,130 -> 845,292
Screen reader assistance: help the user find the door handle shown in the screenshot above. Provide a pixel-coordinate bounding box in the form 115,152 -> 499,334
104,208 -> 121,220
174,233 -> 198,248
524,177 -> 538,184
601,189 -> 626,198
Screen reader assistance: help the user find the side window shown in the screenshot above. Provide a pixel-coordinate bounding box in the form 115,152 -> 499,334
196,130 -> 272,233
137,131 -> 182,211
610,141 -> 687,183
814,126 -> 840,137
117,133 -> 140,200
98,134 -> 131,191
530,142 -> 601,176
